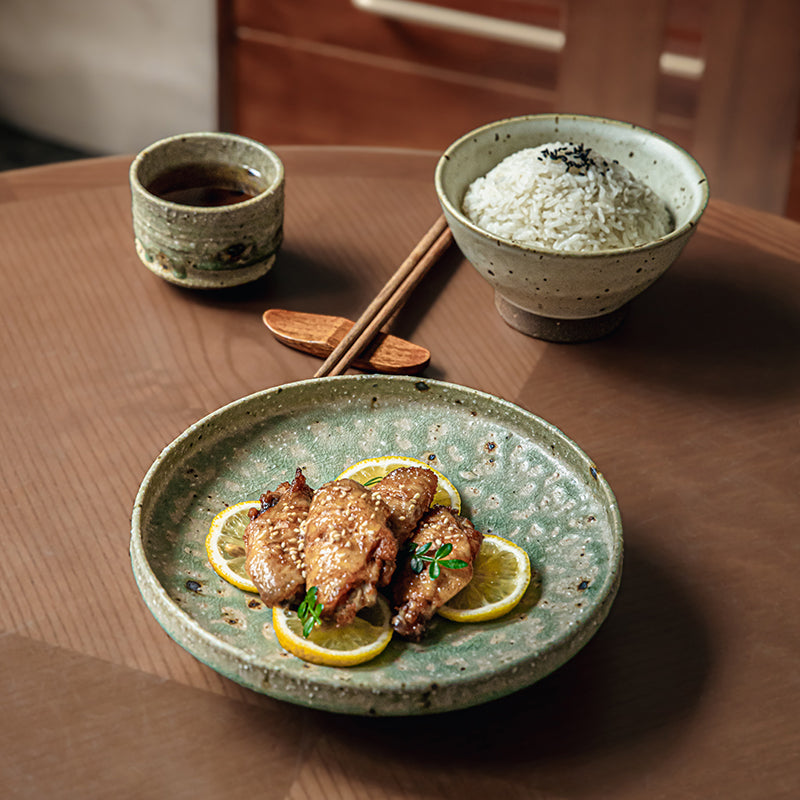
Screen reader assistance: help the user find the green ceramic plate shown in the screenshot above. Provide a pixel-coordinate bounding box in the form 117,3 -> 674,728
130,375 -> 622,715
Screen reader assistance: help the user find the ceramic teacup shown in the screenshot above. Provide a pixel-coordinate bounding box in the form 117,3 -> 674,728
130,132 -> 284,289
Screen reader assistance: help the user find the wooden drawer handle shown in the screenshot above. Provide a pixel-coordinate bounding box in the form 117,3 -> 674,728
352,0 -> 564,51
351,0 -> 703,78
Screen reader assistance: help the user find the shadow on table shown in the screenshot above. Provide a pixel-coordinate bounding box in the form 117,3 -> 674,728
587,246 -> 800,402
161,239 -> 466,332
314,536 -> 711,796
160,245 -> 361,314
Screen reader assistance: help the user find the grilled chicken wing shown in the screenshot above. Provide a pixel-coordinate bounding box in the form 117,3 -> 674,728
304,478 -> 397,626
370,466 -> 438,544
391,505 -> 483,640
243,468 -> 313,606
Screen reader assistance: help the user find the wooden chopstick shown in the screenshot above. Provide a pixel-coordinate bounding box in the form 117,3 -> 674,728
314,215 -> 453,378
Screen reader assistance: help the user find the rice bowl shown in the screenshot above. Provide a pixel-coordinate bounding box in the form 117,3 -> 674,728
435,114 -> 709,342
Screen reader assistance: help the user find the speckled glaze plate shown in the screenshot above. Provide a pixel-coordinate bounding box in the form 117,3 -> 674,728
130,375 -> 622,715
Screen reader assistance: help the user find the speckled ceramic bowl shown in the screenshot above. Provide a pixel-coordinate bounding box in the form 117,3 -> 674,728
130,375 -> 623,715
435,114 -> 709,342
130,132 -> 284,289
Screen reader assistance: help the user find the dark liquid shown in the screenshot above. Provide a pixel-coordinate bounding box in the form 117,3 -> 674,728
146,162 -> 265,207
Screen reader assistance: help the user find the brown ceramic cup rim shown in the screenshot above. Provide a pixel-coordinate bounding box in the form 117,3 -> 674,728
130,131 -> 284,213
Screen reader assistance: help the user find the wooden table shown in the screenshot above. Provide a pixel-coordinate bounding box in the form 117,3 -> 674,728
1,149 -> 798,798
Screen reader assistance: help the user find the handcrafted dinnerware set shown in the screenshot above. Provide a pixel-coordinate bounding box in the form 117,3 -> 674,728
129,115 -> 708,714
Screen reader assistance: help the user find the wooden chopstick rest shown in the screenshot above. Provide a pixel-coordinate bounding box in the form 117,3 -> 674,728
263,309 -> 430,375
313,216 -> 452,378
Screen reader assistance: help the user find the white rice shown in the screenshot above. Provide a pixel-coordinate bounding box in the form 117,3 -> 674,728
462,142 -> 672,252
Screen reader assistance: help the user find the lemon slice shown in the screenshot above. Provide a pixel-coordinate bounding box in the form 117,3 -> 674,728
273,594 -> 393,667
337,455 -> 461,513
205,501 -> 261,593
437,535 -> 531,622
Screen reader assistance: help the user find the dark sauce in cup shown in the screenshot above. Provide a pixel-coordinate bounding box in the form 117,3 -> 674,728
146,162 -> 265,207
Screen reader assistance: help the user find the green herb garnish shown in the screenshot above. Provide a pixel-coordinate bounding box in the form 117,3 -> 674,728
297,586 -> 323,638
408,542 -> 468,580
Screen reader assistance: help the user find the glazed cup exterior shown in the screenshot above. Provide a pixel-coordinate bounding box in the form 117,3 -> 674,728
130,132 -> 284,289
435,115 -> 709,322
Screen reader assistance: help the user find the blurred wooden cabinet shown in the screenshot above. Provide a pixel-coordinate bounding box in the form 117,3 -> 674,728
218,0 -> 800,216
219,0 -> 565,150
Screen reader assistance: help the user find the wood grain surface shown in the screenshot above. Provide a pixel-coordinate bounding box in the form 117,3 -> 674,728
1,148 -> 798,798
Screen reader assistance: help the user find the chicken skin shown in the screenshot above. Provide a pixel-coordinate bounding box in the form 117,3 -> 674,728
370,466 -> 438,544
391,506 -> 483,640
303,478 -> 397,626
243,468 -> 313,606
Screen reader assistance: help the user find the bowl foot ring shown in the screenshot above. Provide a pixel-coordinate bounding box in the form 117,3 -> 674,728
495,294 -> 627,343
